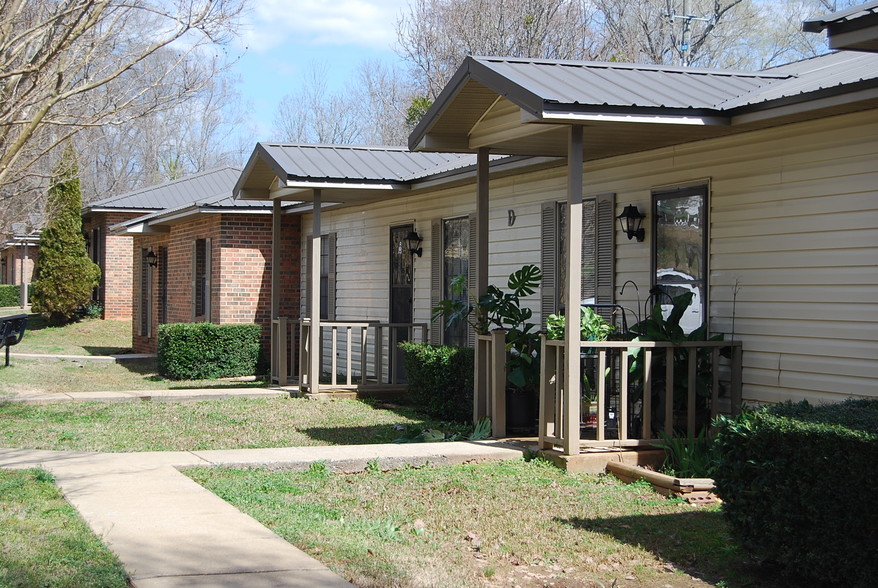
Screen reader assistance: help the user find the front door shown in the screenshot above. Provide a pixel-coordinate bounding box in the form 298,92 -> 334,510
389,225 -> 414,382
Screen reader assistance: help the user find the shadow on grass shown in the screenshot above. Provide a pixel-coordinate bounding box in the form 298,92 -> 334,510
82,346 -> 133,356
558,510 -> 795,587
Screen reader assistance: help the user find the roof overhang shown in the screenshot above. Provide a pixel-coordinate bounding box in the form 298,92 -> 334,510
109,204 -> 275,236
803,1 -> 878,52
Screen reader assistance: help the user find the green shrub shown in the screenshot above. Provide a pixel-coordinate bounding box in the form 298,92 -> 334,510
31,145 -> 100,326
0,285 -> 22,307
399,342 -> 473,422
713,399 -> 878,586
157,322 -> 262,380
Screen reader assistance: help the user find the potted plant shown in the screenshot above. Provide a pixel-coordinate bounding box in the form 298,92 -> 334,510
546,307 -> 615,428
433,265 -> 543,431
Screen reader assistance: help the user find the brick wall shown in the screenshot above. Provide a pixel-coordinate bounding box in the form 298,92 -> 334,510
1,245 -> 38,286
82,211 -> 142,320
131,212 -> 301,354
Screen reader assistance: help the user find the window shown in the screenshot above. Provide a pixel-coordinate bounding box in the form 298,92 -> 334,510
540,194 -> 615,326
192,238 -> 211,320
442,217 -> 470,347
652,185 -> 707,333
430,215 -> 476,347
304,233 -> 336,320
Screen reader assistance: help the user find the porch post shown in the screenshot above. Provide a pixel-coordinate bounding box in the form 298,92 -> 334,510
310,189 -> 322,395
564,126 -> 583,455
474,147 -> 490,424
270,200 -> 284,385
271,200 -> 281,319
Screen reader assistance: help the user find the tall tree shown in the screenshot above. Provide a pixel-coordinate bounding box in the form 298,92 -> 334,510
0,0 -> 246,202
30,144 -> 100,325
397,0 -> 601,100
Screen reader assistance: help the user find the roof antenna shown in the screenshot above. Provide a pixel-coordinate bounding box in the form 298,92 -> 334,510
667,0 -> 712,67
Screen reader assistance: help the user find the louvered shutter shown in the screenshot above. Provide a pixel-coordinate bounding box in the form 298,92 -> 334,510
595,193 -> 616,312
467,212 -> 477,347
540,201 -> 558,329
430,219 -> 443,345
304,237 -> 312,316
190,240 -> 197,320
325,233 -> 336,321
204,237 -> 212,322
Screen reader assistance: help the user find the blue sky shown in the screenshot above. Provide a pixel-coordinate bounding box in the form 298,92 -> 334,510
232,0 -> 412,140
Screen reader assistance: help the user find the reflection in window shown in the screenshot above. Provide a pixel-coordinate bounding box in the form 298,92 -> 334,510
653,186 -> 707,333
443,217 -> 469,347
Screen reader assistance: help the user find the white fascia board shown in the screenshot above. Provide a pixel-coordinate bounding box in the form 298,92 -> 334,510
535,110 -> 730,126
112,222 -> 170,235
283,180 -> 406,191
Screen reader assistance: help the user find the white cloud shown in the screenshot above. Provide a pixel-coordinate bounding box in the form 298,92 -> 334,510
241,0 -> 410,52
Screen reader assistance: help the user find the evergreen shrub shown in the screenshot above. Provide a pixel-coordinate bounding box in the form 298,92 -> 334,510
398,342 -> 473,422
713,399 -> 878,586
158,322 -> 262,380
31,145 -> 100,325
0,285 -> 21,307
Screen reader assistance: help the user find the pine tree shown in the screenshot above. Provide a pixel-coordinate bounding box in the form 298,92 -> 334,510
31,145 -> 101,325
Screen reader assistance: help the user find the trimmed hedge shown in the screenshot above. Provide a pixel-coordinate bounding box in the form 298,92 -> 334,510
0,285 -> 21,307
713,399 -> 878,586
399,342 -> 473,422
157,322 -> 262,380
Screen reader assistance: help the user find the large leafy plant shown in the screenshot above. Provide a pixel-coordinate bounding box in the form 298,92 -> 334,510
432,264 -> 542,393
629,292 -> 723,428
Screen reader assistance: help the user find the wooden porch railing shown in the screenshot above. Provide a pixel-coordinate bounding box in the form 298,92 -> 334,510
538,336 -> 743,454
271,317 -> 428,391
475,330 -> 508,438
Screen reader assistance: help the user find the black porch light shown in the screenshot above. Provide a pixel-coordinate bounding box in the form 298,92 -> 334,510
616,204 -> 646,242
146,249 -> 158,268
405,230 -> 423,258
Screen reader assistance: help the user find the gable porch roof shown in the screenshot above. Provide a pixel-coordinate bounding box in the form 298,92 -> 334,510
409,51 -> 878,157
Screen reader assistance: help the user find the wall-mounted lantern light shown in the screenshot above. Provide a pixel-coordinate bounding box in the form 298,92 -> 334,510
146,249 -> 158,268
405,230 -> 423,258
616,204 -> 646,242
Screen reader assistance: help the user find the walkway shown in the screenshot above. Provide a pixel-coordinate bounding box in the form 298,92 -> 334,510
0,396 -> 525,586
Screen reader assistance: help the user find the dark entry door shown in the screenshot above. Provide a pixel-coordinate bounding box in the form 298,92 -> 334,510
389,225 -> 414,382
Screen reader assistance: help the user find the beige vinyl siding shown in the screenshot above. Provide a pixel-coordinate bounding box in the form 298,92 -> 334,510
298,109 -> 876,405
576,109 -> 877,406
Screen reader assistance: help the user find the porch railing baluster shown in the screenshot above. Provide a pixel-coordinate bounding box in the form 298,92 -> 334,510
536,338 -> 743,456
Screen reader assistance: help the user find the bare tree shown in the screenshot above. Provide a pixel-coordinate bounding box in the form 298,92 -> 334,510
0,0 -> 247,203
397,0 -> 602,100
273,63 -> 364,145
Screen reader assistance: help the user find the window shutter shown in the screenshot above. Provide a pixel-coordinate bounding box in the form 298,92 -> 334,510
304,237 -> 312,316
595,193 -> 615,308
190,240 -> 197,320
325,233 -> 336,321
467,212 -> 477,347
430,219 -> 443,345
204,237 -> 212,322
137,249 -> 144,337
540,201 -> 558,329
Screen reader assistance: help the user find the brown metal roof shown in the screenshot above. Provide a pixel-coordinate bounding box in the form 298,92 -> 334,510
254,144 -> 474,182
85,167 -> 244,212
469,57 -> 785,111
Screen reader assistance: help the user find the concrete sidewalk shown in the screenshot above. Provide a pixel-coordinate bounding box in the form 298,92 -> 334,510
0,441 -> 525,587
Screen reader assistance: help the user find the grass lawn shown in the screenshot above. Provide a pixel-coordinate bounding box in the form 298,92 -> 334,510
186,458 -> 780,588
0,396 -> 468,452
11,314 -> 132,356
0,469 -> 128,588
